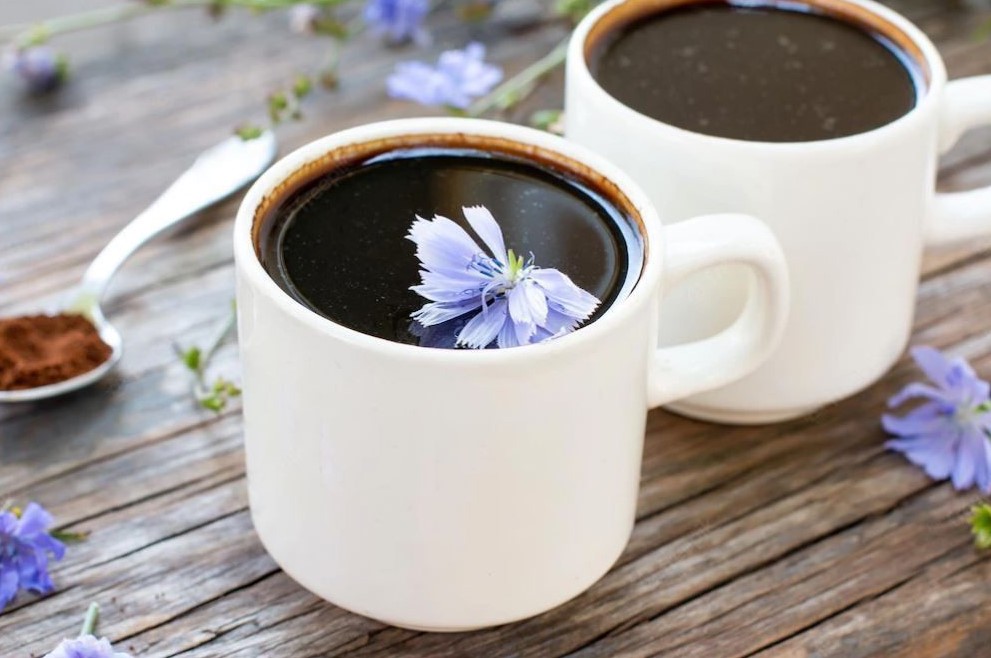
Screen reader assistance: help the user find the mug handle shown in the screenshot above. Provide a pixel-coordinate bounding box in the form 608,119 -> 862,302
928,75 -> 991,246
648,214 -> 789,408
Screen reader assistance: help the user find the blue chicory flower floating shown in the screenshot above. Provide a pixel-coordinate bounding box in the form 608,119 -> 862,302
0,501 -> 66,611
387,42 -> 502,110
365,0 -> 430,44
408,205 -> 600,349
883,346 -> 991,493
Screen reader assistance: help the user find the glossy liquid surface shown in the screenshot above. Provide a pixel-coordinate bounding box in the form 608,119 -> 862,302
259,148 -> 643,348
591,2 -> 922,142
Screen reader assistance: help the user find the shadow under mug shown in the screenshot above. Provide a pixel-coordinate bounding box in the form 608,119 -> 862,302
566,0 -> 991,424
232,118 -> 789,631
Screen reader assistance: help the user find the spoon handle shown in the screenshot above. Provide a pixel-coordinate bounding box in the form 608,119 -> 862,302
77,131 -> 277,303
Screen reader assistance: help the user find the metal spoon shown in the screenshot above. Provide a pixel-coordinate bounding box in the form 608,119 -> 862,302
0,131 -> 277,403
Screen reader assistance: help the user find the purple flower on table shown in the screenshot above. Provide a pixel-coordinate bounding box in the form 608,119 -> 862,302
0,502 -> 66,611
387,42 -> 502,110
408,205 -> 600,349
364,0 -> 430,44
4,47 -> 67,93
45,603 -> 131,658
883,346 -> 991,493
44,635 -> 132,658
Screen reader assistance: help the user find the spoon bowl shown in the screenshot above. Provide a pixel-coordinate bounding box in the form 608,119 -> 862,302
0,131 -> 277,403
0,308 -> 122,403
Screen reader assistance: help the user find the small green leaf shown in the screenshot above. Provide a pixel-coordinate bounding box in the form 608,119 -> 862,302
554,0 -> 594,23
235,124 -> 265,141
199,395 -> 225,412
971,502 -> 991,550
313,17 -> 350,39
53,53 -> 70,83
181,346 -> 202,372
530,109 -> 563,133
292,74 -> 313,99
24,24 -> 50,47
52,529 -> 90,544
268,91 -> 289,123
198,377 -> 241,412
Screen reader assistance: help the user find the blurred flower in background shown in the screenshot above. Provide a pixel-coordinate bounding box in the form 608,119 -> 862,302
364,0 -> 430,44
387,42 -> 502,109
4,46 -> 67,93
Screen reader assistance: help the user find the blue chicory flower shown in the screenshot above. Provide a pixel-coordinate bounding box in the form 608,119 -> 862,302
44,635 -> 132,658
0,502 -> 66,611
5,47 -> 66,93
408,205 -> 600,349
386,42 -> 502,110
883,346 -> 991,493
364,0 -> 430,43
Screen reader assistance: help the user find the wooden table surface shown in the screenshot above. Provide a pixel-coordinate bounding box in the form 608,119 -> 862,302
3,1 -> 991,656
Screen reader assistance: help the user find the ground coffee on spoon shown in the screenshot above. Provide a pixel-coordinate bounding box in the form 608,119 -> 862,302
0,314 -> 112,390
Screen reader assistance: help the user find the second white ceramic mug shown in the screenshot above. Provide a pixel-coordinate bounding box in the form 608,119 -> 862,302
234,118 -> 788,630
566,0 -> 991,423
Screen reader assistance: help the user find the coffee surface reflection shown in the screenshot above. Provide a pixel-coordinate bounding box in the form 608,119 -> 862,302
590,2 -> 923,142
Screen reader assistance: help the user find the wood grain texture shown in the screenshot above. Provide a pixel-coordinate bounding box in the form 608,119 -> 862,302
2,0 -> 991,656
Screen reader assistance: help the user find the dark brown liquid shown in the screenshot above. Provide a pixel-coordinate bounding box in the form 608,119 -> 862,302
258,148 -> 643,348
591,2 -> 923,142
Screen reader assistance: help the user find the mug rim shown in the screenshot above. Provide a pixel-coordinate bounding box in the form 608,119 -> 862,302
233,117 -> 665,364
570,0 -> 948,150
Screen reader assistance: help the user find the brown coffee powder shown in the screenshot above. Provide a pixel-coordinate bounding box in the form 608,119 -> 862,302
0,314 -> 113,390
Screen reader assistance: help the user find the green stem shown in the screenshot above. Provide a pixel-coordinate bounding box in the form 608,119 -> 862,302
4,0 -> 351,48
81,602 -> 100,636
197,303 -> 237,381
466,37 -> 568,118
6,3 -> 157,46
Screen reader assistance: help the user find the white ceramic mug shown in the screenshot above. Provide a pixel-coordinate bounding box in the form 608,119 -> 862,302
566,0 -> 991,424
233,118 -> 789,631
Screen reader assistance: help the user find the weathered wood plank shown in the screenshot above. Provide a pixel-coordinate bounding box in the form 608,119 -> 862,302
755,554 -> 991,658
569,486 -> 980,657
